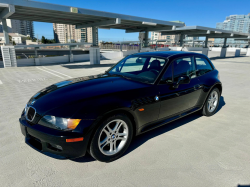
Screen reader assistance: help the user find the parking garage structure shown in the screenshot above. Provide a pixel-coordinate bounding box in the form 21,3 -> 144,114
161,26 -> 250,57
0,0 -> 184,66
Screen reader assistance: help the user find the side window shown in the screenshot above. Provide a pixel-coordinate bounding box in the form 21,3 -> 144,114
195,57 -> 213,76
173,57 -> 196,82
161,64 -> 173,84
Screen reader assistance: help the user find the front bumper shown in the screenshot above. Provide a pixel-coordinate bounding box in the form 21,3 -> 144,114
19,118 -> 89,159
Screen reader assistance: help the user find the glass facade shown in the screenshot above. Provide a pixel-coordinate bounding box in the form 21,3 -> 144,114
215,13 -> 250,47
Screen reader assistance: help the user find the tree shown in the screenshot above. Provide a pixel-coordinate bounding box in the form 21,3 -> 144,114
41,36 -> 46,44
41,36 -> 55,44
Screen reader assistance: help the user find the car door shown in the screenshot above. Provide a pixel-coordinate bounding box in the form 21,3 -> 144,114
158,56 -> 202,119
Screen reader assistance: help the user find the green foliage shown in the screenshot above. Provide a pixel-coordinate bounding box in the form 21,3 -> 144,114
41,36 -> 56,44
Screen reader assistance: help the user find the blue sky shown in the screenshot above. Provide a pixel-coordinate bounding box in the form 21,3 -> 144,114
34,0 -> 250,40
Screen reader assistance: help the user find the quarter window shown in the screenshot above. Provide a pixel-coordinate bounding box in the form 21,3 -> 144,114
195,57 -> 213,76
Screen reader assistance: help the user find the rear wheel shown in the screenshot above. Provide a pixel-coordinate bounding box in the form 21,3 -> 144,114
201,88 -> 221,116
89,114 -> 133,162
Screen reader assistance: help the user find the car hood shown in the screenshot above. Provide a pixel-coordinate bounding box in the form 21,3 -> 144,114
28,74 -> 150,116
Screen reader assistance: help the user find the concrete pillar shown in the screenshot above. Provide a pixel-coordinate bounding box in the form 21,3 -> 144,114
120,43 -> 122,51
139,42 -> 142,52
204,37 -> 208,48
35,47 -> 38,58
192,41 -> 194,47
220,48 -> 227,58
223,38 -> 227,48
69,46 -> 74,62
179,34 -> 184,47
89,46 -> 100,64
202,48 -> 209,56
2,18 -> 10,45
92,26 -> 98,46
144,30 -> 149,47
246,48 -> 250,56
220,38 -> 227,58
35,58 -> 40,66
235,49 -> 241,57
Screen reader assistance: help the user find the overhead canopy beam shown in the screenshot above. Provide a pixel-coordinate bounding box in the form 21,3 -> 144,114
161,26 -> 250,40
0,0 -> 184,32
76,18 -> 121,29
0,4 -> 15,19
126,26 -> 173,33
161,30 -> 211,35
186,34 -> 248,38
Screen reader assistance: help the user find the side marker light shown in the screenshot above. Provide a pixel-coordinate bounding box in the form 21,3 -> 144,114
66,137 -> 84,142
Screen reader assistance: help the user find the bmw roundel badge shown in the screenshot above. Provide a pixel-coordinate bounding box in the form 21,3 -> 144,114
155,96 -> 159,101
31,100 -> 36,105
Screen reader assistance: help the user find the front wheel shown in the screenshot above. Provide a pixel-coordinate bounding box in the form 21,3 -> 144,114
201,87 -> 221,116
89,114 -> 133,162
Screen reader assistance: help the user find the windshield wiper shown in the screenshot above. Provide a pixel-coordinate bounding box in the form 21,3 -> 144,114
111,73 -> 132,80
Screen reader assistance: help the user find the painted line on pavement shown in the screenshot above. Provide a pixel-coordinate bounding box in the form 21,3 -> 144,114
36,67 -> 64,79
41,66 -> 73,78
0,80 -> 3,85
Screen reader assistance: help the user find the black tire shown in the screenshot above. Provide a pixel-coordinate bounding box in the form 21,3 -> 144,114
201,87 -> 221,116
89,113 -> 133,162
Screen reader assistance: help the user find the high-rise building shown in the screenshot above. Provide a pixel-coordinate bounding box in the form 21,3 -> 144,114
0,19 -> 34,38
215,13 -> 250,46
53,23 -> 98,44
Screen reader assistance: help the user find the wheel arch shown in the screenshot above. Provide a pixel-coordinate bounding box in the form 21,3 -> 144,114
86,108 -> 138,151
201,82 -> 222,108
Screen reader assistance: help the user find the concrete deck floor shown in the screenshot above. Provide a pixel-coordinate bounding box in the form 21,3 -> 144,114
0,52 -> 250,187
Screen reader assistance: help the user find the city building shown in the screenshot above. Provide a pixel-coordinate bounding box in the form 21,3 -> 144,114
0,19 -> 34,38
215,13 -> 250,46
53,23 -> 98,44
151,21 -> 185,45
0,33 -> 28,45
186,36 -> 199,41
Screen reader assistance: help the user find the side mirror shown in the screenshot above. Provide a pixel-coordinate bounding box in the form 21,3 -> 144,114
173,75 -> 190,88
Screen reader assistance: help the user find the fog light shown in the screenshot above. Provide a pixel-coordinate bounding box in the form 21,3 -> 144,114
55,145 -> 63,150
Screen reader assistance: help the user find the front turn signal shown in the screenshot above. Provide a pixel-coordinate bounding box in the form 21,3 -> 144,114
67,119 -> 82,130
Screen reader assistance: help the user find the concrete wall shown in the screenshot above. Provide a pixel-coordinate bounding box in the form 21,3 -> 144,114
16,54 -> 91,66
210,47 -> 247,53
39,56 -> 69,65
183,47 -> 203,51
169,47 -> 182,51
122,50 -> 138,57
157,47 -> 170,51
74,54 -> 90,62
16,58 -> 35,67
101,51 -> 122,59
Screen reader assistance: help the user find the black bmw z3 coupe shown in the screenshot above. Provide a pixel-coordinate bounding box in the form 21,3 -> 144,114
20,51 -> 222,162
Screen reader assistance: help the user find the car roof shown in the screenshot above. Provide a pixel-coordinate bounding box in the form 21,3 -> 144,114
132,51 -> 206,58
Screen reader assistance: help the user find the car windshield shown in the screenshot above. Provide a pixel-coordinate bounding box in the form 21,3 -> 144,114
108,55 -> 168,83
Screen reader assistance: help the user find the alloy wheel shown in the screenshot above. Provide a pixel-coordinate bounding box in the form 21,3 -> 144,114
207,90 -> 219,113
98,119 -> 129,156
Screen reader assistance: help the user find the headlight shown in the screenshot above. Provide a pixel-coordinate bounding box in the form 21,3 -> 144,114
39,115 -> 81,131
